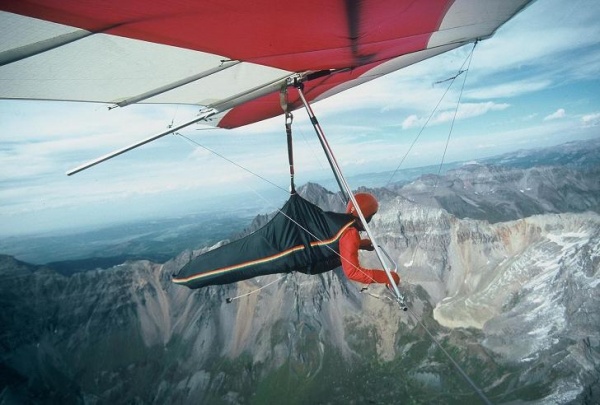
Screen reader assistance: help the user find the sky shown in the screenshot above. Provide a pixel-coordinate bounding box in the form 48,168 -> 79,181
1,0 -> 600,236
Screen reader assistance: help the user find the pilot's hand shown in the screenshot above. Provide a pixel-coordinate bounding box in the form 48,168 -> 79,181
359,239 -> 374,251
387,272 -> 401,287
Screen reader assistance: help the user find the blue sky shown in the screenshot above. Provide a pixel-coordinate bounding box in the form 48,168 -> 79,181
1,0 -> 599,236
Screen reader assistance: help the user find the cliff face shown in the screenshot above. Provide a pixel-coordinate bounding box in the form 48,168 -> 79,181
375,200 -> 600,404
0,252 -> 408,404
1,165 -> 599,404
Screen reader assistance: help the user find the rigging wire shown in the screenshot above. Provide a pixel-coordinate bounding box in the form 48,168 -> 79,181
381,42 -> 492,404
435,42 -> 477,185
433,69 -> 466,85
385,42 -> 478,188
383,44 -> 480,289
226,274 -> 287,303
167,105 -> 180,129
405,305 -> 493,405
175,132 -> 288,193
384,83 -> 454,188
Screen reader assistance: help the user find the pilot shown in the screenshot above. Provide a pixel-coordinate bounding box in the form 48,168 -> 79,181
339,192 -> 400,287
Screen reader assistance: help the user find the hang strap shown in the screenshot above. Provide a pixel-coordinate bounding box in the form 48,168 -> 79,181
280,86 -> 296,194
285,112 -> 296,194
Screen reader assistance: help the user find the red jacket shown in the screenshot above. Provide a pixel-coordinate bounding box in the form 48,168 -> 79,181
338,226 -> 399,285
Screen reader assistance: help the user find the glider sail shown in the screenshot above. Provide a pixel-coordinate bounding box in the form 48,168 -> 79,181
1,0 -> 534,291
173,194 -> 355,289
0,0 -> 533,129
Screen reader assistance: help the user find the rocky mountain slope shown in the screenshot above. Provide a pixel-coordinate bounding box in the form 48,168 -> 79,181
392,164 -> 600,224
1,140 -> 599,404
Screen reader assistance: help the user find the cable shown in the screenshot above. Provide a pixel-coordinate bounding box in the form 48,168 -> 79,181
386,42 -> 477,188
383,42 -> 491,404
385,80 -> 454,187
175,132 -> 288,193
406,305 -> 493,405
226,274 -> 287,303
435,42 -> 477,185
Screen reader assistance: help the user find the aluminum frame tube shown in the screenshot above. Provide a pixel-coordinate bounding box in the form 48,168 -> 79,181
296,87 -> 405,305
66,108 -> 218,175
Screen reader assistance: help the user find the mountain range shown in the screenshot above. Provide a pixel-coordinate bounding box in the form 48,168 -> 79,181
1,138 -> 599,404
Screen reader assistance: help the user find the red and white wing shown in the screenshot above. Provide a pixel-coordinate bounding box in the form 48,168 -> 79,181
0,0 -> 533,128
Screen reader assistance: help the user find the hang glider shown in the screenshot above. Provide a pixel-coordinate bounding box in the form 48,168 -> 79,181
0,0 -> 533,302
0,4 -> 534,397
0,0 -> 533,130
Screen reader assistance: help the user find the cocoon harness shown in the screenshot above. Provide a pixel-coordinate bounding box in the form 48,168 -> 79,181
173,194 -> 355,289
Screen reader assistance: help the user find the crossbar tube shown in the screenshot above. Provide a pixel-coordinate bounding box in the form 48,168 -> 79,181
66,108 -> 218,175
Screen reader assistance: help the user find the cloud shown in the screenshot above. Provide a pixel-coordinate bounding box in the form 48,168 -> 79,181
581,112 -> 600,127
402,102 -> 510,129
544,109 -> 566,121
472,0 -> 600,76
467,80 -> 552,100
401,115 -> 420,130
